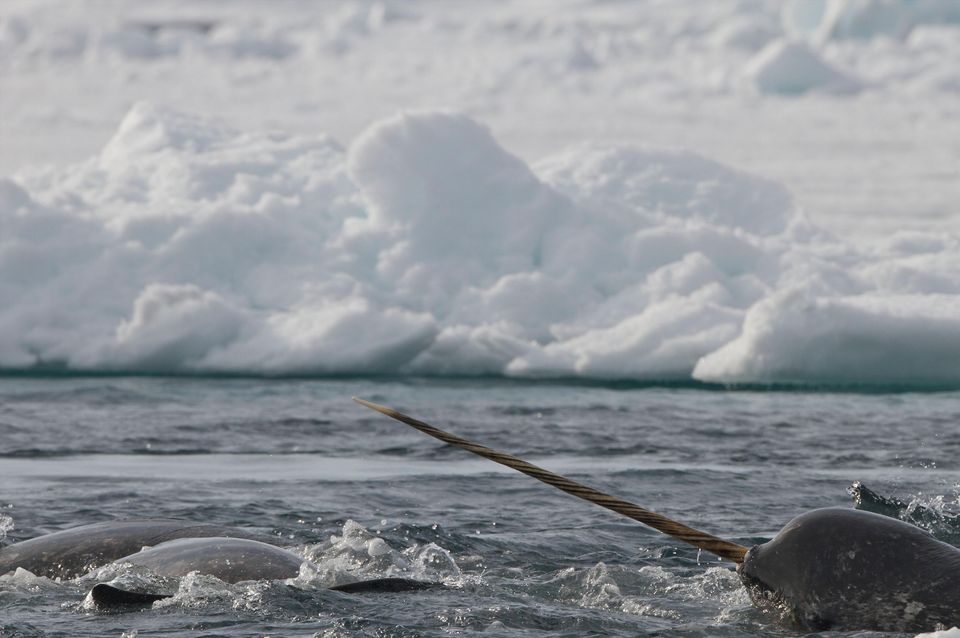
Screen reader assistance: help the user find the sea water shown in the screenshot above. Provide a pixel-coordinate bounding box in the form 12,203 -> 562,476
2,376 -> 959,637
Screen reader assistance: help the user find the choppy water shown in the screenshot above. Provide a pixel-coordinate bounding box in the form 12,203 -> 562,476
2,377 -> 960,637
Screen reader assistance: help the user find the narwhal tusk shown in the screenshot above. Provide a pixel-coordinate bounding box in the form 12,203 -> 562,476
353,397 -> 748,564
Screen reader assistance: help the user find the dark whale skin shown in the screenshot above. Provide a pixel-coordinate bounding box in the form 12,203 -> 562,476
738,507 -> 960,632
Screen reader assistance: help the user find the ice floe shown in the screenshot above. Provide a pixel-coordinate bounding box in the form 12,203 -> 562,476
3,104 -> 960,387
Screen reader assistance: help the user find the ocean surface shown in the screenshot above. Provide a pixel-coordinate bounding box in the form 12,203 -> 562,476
2,377 -> 959,637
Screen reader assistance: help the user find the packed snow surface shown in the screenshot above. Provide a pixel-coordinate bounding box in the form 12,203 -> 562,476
2,0 -> 959,386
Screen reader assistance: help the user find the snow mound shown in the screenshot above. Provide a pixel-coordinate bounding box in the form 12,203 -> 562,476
745,40 -> 861,95
4,105 -> 960,387
536,145 -> 795,236
694,291 -> 960,386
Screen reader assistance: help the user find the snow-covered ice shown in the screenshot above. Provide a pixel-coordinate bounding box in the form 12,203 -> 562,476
744,39 -> 861,95
1,0 -> 959,386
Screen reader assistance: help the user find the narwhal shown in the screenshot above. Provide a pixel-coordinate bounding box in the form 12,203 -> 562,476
0,519 -> 435,608
354,398 -> 960,633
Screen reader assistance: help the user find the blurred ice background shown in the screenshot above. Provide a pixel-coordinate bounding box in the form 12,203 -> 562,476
1,0 -> 959,386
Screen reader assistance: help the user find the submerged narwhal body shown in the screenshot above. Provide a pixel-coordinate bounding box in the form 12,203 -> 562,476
0,518 -> 435,608
0,520 -> 283,581
114,536 -> 306,583
355,398 -> 960,633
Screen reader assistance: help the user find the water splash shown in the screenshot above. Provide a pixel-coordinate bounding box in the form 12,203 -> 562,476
298,519 -> 463,588
0,512 -> 14,540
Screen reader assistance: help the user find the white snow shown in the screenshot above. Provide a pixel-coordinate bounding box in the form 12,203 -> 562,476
782,0 -> 960,41
745,40 -> 861,95
2,0 -> 960,386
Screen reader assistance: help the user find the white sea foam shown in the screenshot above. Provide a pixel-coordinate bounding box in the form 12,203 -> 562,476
3,104 -> 959,387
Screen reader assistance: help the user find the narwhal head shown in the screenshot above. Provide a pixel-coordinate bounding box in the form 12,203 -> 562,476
735,508 -> 888,630
735,506 -> 952,632
736,526 -> 819,629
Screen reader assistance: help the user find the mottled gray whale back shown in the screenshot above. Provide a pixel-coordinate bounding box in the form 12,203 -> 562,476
0,520 -> 281,580
116,537 -> 304,583
89,537 -> 435,608
0,519 -> 436,608
738,507 -> 960,632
